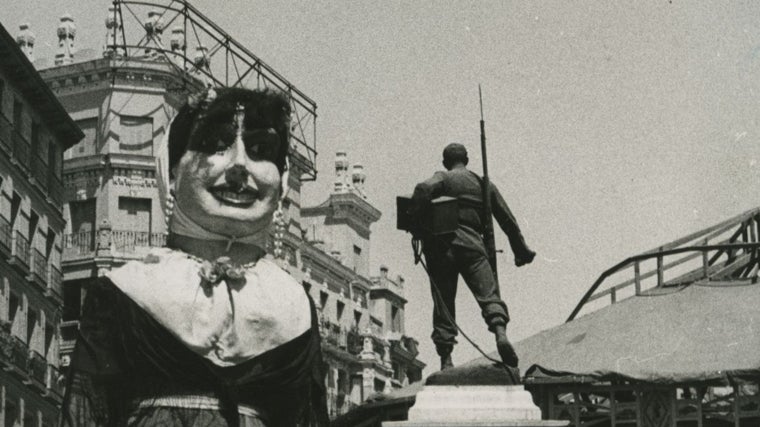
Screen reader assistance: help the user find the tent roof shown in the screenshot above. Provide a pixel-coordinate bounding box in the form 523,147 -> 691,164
515,280 -> 760,384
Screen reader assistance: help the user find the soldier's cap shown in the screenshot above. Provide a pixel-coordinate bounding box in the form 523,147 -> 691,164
442,143 -> 468,164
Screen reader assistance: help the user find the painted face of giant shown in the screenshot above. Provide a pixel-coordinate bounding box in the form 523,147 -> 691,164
170,88 -> 289,238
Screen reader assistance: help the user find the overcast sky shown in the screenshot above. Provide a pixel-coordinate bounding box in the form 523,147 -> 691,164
3,1 -> 759,374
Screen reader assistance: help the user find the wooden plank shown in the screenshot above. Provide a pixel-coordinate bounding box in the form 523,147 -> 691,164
642,208 -> 760,254
657,254 -> 664,287
634,262 -> 641,295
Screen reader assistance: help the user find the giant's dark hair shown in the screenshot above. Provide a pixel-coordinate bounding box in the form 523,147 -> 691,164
168,87 -> 291,176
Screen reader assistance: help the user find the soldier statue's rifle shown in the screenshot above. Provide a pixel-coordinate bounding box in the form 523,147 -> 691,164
479,85 -> 500,292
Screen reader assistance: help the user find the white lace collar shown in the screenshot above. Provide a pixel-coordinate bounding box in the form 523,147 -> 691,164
107,248 -> 311,367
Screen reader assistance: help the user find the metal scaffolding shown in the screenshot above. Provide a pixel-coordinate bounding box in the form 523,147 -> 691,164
107,0 -> 318,181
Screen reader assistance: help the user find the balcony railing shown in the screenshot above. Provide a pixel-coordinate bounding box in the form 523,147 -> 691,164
10,336 -> 28,375
12,129 -> 30,171
0,114 -> 11,153
0,216 -> 11,254
12,231 -> 30,268
111,230 -> 166,253
28,350 -> 46,388
47,265 -> 63,300
29,248 -> 48,286
320,321 -> 348,349
46,364 -> 64,400
63,231 -> 95,255
0,323 -> 13,366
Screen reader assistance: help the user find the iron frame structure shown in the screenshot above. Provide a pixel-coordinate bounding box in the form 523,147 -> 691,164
107,0 -> 318,181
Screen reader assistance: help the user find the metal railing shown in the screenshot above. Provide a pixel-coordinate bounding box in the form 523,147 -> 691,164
568,208 -> 760,321
28,350 -> 46,386
0,216 -> 11,252
12,231 -> 30,267
10,336 -> 28,373
48,265 -> 63,299
0,324 -> 13,364
29,248 -> 48,285
320,321 -> 348,349
0,113 -> 11,153
111,230 -> 166,252
47,364 -> 64,398
63,231 -> 95,255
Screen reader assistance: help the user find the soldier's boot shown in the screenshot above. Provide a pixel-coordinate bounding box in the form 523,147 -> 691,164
494,325 -> 519,368
436,344 -> 454,371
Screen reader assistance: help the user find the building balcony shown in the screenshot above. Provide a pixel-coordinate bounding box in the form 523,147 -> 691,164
28,247 -> 48,290
63,229 -> 167,261
63,231 -> 95,257
0,114 -> 11,154
46,364 -> 64,402
7,336 -> 29,380
28,350 -> 47,392
47,265 -> 63,301
0,322 -> 13,368
0,216 -> 11,257
321,320 -> 348,350
11,231 -> 30,272
111,230 -> 166,253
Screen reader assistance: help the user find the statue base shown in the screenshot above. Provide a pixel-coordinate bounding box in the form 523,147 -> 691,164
382,385 -> 567,427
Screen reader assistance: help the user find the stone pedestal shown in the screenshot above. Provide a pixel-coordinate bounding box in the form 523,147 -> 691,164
383,385 -> 567,427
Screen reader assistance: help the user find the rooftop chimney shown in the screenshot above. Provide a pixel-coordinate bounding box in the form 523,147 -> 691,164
335,151 -> 348,177
55,14 -> 76,65
16,23 -> 35,62
352,163 -> 366,197
143,10 -> 164,59
193,45 -> 210,72
104,5 -> 124,58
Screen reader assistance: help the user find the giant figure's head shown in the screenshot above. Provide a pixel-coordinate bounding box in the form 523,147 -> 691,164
167,87 -> 291,238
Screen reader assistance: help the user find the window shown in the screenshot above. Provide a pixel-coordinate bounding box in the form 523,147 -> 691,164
46,227 -> 55,259
26,308 -> 37,347
44,321 -> 54,358
391,305 -> 401,333
48,140 -> 62,178
353,310 -> 362,329
118,197 -> 151,230
336,300 -> 345,322
9,292 -> 20,336
353,245 -> 362,255
29,210 -> 39,246
119,115 -> 153,155
10,192 -> 19,229
319,291 -> 328,311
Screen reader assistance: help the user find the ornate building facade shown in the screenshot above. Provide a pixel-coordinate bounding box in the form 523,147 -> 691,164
0,22 -> 82,427
26,4 -> 424,420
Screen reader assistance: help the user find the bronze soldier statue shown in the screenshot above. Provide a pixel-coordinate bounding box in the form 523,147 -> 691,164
411,143 -> 535,371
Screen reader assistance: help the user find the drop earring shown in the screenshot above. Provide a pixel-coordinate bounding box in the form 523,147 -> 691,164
164,190 -> 175,238
272,202 -> 286,259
